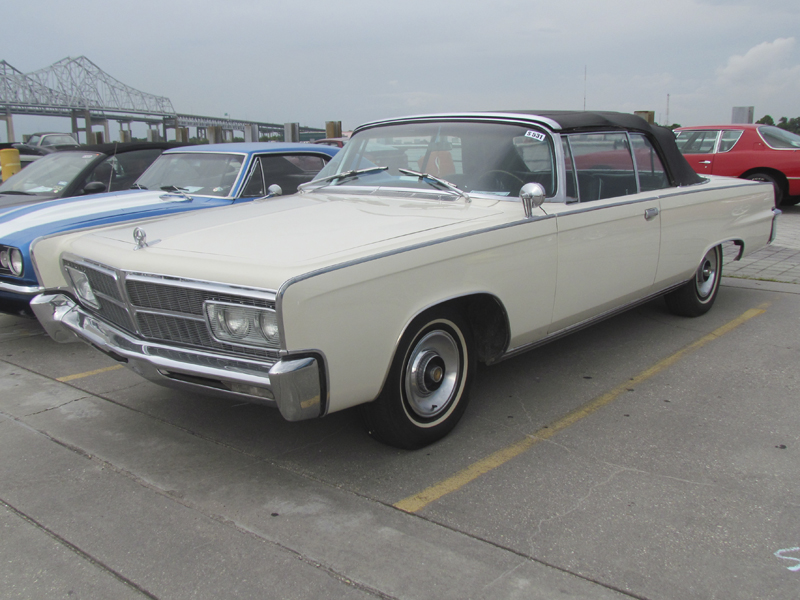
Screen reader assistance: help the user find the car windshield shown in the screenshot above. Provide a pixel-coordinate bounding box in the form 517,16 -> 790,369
311,121 -> 556,198
134,152 -> 245,197
0,151 -> 101,196
758,126 -> 800,149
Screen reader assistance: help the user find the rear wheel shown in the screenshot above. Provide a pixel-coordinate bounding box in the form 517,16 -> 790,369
361,308 -> 475,449
665,245 -> 722,317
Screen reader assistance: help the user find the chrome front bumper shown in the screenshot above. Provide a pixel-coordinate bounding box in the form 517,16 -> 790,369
0,280 -> 44,295
31,293 -> 324,422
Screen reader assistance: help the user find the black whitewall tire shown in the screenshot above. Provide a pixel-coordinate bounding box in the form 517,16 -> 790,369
665,245 -> 722,317
361,309 -> 475,449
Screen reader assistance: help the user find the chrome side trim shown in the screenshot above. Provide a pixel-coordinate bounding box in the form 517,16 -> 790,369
497,281 -> 689,362
275,212 -> 556,333
544,195 -> 661,217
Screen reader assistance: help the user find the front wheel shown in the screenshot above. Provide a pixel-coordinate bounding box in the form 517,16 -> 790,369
665,245 -> 722,317
361,309 -> 475,449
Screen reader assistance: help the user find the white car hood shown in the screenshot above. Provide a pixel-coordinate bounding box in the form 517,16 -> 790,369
87,191 -> 506,268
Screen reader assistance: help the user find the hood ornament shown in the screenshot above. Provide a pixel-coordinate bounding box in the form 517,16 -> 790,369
133,227 -> 160,250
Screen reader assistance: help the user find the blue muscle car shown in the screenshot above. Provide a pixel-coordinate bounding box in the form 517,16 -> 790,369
0,142 -> 338,315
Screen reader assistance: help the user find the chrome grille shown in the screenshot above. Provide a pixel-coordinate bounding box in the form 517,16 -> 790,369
101,300 -> 136,333
127,280 -> 207,315
62,256 -> 279,362
126,279 -> 274,314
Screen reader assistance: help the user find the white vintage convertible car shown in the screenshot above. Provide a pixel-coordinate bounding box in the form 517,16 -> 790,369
30,111 -> 780,449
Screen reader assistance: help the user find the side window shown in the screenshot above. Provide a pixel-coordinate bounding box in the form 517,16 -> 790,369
675,130 -> 719,154
84,156 -> 117,191
570,132 -> 637,201
284,155 -> 328,172
241,158 -> 265,197
252,154 -> 332,195
561,137 -> 578,202
109,149 -> 162,191
630,134 -> 669,192
719,130 -> 744,152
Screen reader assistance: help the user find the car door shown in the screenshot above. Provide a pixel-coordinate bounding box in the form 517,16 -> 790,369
543,132 -> 661,332
675,129 -> 720,175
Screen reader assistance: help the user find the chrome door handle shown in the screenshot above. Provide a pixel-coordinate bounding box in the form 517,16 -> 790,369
699,160 -> 712,164
644,207 -> 659,221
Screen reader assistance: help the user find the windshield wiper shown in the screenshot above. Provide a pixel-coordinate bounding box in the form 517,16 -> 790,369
398,168 -> 470,201
299,166 -> 389,190
159,185 -> 193,202
130,183 -> 147,190
0,190 -> 35,195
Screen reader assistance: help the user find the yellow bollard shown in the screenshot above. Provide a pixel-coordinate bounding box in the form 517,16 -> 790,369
1,148 -> 21,182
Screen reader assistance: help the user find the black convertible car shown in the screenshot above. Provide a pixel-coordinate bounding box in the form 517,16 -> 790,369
0,141 -> 185,210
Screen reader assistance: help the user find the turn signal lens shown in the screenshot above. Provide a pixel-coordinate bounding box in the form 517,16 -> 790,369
65,265 -> 99,309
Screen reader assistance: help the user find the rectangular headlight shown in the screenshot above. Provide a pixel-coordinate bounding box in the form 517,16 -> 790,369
204,301 -> 280,349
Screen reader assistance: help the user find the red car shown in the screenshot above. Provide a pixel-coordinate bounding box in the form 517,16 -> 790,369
675,124 -> 800,205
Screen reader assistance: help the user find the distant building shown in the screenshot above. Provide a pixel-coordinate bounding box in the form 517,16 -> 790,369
732,107 -> 754,124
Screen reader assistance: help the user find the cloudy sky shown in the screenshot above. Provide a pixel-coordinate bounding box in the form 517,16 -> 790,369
3,0 -> 800,139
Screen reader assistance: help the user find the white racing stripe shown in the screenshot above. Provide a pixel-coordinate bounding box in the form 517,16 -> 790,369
0,191 -> 188,238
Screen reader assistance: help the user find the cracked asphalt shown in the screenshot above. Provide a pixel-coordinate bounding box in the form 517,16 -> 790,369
1,207 -> 799,599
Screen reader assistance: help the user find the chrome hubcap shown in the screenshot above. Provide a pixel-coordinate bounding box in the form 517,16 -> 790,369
695,249 -> 719,299
405,329 -> 460,419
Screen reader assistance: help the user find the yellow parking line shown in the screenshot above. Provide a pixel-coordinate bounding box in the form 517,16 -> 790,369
394,303 -> 770,513
57,364 -> 124,382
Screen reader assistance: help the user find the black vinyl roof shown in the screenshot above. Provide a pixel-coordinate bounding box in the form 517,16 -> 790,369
502,110 -> 703,186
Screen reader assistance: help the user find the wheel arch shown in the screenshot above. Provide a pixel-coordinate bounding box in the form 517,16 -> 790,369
740,167 -> 787,193
387,292 -> 510,379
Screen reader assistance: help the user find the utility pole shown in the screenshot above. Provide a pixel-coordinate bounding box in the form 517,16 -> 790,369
583,65 -> 587,111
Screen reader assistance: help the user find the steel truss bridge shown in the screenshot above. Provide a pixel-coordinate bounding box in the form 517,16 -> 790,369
0,56 -> 323,143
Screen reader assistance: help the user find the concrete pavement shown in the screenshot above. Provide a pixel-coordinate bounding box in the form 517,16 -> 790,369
723,204 -> 800,284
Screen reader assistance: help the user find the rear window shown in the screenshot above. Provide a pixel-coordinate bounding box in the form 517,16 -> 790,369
758,126 -> 800,149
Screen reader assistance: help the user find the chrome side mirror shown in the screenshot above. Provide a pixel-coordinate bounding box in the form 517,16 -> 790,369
266,184 -> 283,198
519,182 -> 546,218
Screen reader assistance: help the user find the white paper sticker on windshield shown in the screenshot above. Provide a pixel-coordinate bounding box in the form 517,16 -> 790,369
525,130 -> 546,141
27,186 -> 55,193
